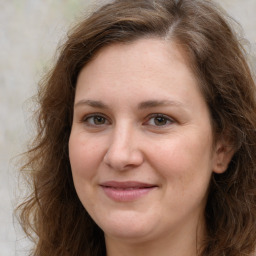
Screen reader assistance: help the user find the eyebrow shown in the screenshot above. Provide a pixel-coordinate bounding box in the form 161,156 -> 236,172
74,99 -> 109,109
138,100 -> 184,109
74,99 -> 185,110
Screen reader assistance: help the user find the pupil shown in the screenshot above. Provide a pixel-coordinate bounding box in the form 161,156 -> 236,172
155,117 -> 166,125
94,116 -> 104,124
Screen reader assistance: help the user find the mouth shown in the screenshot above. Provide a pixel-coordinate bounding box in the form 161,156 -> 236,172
99,181 -> 158,202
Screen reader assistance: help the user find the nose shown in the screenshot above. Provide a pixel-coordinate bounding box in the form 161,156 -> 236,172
103,124 -> 144,171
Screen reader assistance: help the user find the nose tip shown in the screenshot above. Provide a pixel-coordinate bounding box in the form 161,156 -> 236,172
103,133 -> 144,171
104,149 -> 143,171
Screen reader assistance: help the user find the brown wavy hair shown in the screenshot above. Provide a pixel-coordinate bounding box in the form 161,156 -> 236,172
17,0 -> 256,255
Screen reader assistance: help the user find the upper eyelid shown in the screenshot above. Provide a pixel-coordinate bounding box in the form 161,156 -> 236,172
81,113 -> 111,123
145,113 -> 175,121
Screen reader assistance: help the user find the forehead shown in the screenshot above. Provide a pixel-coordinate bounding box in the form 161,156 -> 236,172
91,37 -> 192,72
76,37 -> 197,91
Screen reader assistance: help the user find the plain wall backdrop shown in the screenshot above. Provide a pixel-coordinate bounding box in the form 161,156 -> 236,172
0,1 -> 255,255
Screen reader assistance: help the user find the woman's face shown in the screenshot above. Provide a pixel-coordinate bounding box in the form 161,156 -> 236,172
69,38 -> 222,245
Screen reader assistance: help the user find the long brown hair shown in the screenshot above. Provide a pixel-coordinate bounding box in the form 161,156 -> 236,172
17,0 -> 256,255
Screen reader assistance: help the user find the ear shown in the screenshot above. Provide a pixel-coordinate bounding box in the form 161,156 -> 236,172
212,139 -> 235,174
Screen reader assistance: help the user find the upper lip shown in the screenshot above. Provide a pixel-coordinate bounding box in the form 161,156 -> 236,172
100,181 -> 157,189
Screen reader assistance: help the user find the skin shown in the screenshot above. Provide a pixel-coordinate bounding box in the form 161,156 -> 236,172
69,38 -> 231,256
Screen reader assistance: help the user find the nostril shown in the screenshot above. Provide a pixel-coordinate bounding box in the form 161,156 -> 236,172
103,146 -> 144,171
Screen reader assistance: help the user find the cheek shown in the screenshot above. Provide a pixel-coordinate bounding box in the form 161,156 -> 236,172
148,132 -> 213,190
69,134 -> 105,180
68,134 -> 106,211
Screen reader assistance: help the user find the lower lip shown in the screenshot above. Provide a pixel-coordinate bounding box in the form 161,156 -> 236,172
101,186 -> 156,202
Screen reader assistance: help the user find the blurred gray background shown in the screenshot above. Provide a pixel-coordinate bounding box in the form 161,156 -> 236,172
0,0 -> 255,255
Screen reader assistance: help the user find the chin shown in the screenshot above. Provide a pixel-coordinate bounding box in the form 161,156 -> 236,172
95,210 -> 156,241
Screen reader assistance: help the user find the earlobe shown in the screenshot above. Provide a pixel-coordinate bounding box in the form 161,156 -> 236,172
212,141 -> 235,174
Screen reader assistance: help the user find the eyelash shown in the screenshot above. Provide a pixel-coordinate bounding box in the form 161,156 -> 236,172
81,113 -> 174,128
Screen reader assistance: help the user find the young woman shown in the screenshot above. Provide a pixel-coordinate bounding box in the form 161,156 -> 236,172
17,0 -> 256,255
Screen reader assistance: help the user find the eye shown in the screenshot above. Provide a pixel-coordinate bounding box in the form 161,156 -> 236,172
83,114 -> 110,126
145,114 -> 174,127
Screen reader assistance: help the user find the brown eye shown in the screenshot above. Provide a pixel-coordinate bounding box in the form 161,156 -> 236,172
145,114 -> 174,127
154,116 -> 168,126
93,116 -> 106,125
84,114 -> 109,126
